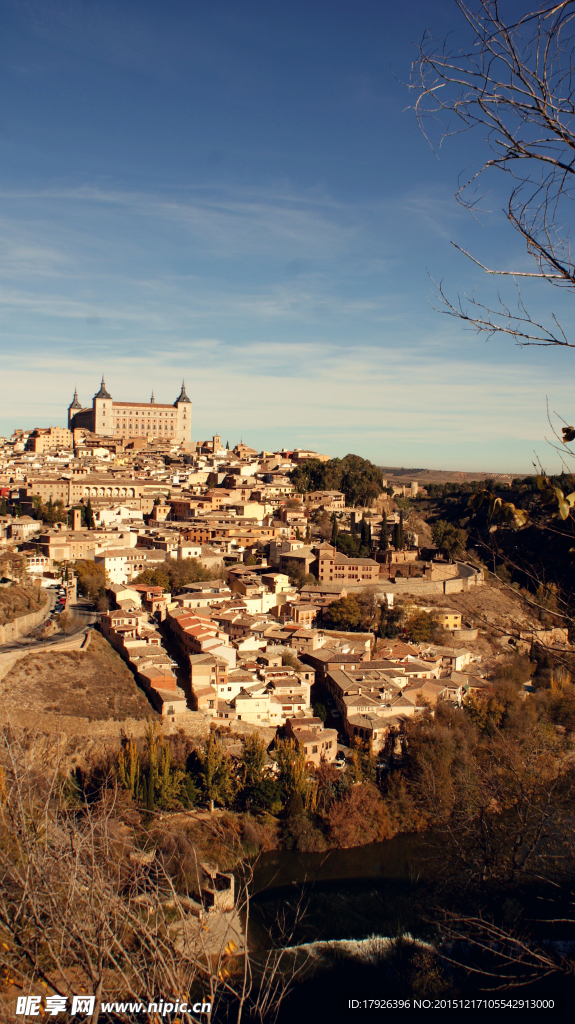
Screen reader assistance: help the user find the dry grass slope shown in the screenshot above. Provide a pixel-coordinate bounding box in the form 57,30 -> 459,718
0,631 -> 157,721
0,585 -> 45,626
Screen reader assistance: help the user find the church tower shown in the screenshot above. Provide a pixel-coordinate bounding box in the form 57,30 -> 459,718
173,380 -> 192,443
67,387 -> 82,429
92,376 -> 112,435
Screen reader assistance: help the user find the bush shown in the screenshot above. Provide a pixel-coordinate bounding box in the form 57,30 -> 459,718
327,784 -> 393,848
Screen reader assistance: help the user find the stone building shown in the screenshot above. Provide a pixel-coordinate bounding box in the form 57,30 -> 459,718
68,378 -> 192,443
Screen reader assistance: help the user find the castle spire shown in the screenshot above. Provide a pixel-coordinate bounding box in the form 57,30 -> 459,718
174,379 -> 191,404
150,391 -> 155,404
69,386 -> 82,411
94,375 -> 112,400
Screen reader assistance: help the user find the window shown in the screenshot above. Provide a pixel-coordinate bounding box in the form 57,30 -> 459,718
312,744 -> 318,753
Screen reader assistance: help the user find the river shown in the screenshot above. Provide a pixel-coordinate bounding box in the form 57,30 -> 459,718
248,832 -> 435,952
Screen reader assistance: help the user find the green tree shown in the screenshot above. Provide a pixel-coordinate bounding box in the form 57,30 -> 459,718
241,733 -> 267,789
84,499 -> 95,530
133,555 -> 219,594
404,611 -> 445,645
349,738 -> 377,784
274,737 -> 309,800
432,520 -> 467,561
0,497 -> 7,515
117,738 -> 140,797
195,734 -> 233,812
239,734 -> 281,811
280,649 -> 305,671
378,598 -> 403,639
324,594 -> 362,631
74,560 -> 107,600
313,702 -> 327,723
289,453 -> 385,507
331,512 -> 338,545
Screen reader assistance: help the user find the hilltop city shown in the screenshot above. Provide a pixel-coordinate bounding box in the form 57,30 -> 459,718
0,377 -> 566,760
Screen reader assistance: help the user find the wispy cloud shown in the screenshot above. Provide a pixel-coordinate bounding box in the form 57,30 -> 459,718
0,176 -> 569,471
0,340 -> 569,472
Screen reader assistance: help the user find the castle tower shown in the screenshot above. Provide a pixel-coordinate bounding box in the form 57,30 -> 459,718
92,376 -> 112,435
67,387 -> 82,429
173,380 -> 192,443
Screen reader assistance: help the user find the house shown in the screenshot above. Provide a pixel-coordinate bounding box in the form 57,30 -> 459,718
283,716 -> 337,766
315,545 -> 379,584
345,712 -> 398,754
189,652 -> 229,715
167,608 -> 236,668
95,547 -> 167,585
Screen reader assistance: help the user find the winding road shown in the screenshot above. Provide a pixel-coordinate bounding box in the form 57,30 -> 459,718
0,596 -> 97,655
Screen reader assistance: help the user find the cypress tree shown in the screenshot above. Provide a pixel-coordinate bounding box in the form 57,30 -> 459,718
331,512 -> 338,546
85,499 -> 94,530
0,497 -> 7,516
379,510 -> 388,550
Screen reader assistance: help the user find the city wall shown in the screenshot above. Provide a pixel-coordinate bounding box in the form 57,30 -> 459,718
0,595 -> 50,645
362,562 -> 484,599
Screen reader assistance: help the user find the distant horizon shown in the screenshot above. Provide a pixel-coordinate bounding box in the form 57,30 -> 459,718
3,411 -> 542,480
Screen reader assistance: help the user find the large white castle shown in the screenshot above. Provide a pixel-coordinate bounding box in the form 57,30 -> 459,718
68,378 -> 192,443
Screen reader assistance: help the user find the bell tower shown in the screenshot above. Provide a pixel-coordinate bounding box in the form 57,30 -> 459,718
68,387 -> 82,429
92,376 -> 112,435
173,380 -> 192,443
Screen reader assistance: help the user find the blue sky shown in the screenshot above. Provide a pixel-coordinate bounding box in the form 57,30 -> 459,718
0,0 -> 573,472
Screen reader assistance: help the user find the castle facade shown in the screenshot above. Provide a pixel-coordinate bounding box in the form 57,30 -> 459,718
68,378 -> 192,443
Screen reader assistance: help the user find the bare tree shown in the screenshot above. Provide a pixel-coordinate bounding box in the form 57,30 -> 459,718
410,1 -> 575,348
0,730 -> 309,1024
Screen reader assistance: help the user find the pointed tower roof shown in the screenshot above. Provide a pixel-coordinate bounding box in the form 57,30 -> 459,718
68,387 -> 82,411
174,379 -> 191,404
94,376 -> 112,400
150,391 -> 155,404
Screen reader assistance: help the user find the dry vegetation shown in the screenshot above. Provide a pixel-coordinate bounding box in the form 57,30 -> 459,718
0,585 -> 45,627
419,585 -> 536,657
0,632 -> 156,721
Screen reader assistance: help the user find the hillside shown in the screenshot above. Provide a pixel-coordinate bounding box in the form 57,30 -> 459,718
0,584 -> 46,626
0,631 -> 157,721
380,466 -> 522,485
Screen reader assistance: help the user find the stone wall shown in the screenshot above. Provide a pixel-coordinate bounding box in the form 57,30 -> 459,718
0,631 -> 87,684
381,563 -> 484,597
0,707 -> 209,745
0,595 -> 50,645
451,627 -> 479,642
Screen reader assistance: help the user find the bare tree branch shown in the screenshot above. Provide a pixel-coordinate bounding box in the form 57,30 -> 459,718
410,1 -> 575,346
